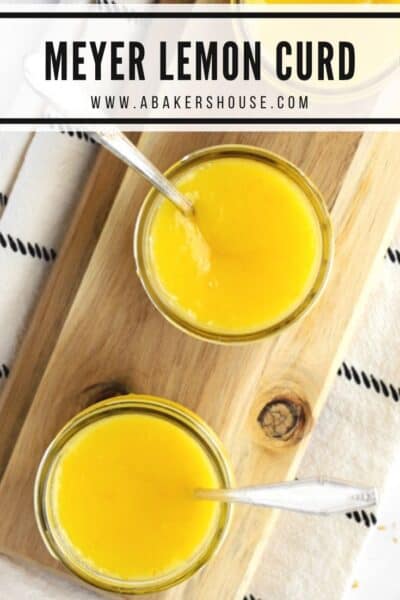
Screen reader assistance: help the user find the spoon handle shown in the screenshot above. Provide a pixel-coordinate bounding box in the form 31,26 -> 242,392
93,131 -> 194,216
195,478 -> 377,515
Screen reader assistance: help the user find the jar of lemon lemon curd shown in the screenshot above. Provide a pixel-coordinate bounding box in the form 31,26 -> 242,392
134,145 -> 333,344
35,395 -> 234,594
231,3 -> 400,106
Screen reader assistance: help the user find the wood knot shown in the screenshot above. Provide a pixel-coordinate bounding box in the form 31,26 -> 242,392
257,391 -> 312,448
79,381 -> 130,409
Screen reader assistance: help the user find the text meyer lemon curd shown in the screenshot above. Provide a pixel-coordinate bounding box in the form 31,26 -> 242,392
49,412 -> 221,582
147,153 -> 324,338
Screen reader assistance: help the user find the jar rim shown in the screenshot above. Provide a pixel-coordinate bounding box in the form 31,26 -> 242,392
133,143 -> 334,344
34,394 -> 234,594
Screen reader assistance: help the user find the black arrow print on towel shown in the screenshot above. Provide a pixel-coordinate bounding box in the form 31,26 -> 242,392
0,364 -> 10,379
43,113 -> 97,144
0,192 -> 8,207
60,130 -> 97,144
337,362 -> 391,528
346,510 -> 377,528
338,362 -> 399,403
0,232 -> 56,262
387,247 -> 400,265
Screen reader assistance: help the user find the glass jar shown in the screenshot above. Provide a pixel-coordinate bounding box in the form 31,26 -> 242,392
34,395 -> 234,594
134,144 -> 333,344
229,6 -> 399,107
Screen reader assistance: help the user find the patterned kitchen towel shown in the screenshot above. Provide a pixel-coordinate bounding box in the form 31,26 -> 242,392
0,131 -> 97,381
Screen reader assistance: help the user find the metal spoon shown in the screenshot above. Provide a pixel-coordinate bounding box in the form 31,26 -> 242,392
195,477 -> 377,516
92,132 -> 194,217
23,55 -> 194,217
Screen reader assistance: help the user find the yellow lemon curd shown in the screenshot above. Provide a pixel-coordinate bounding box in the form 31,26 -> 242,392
50,413 -> 220,581
149,156 -> 322,336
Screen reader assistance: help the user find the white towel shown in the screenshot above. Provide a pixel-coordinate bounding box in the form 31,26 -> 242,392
0,131 -> 97,378
0,133 -> 33,212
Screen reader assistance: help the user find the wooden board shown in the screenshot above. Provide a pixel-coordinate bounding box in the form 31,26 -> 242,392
0,132 -> 400,600
0,140 -> 136,479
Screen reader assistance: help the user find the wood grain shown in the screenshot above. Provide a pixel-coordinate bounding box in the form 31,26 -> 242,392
0,141 -> 132,479
0,132 -> 399,600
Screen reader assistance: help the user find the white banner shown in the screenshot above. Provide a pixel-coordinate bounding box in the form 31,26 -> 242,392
0,4 -> 400,131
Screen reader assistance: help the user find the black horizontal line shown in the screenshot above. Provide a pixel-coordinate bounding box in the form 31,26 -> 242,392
1,118 -> 400,125
0,11 -> 399,19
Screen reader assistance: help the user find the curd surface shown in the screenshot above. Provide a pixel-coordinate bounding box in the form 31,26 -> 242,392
149,156 -> 323,335
50,413 -> 220,581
